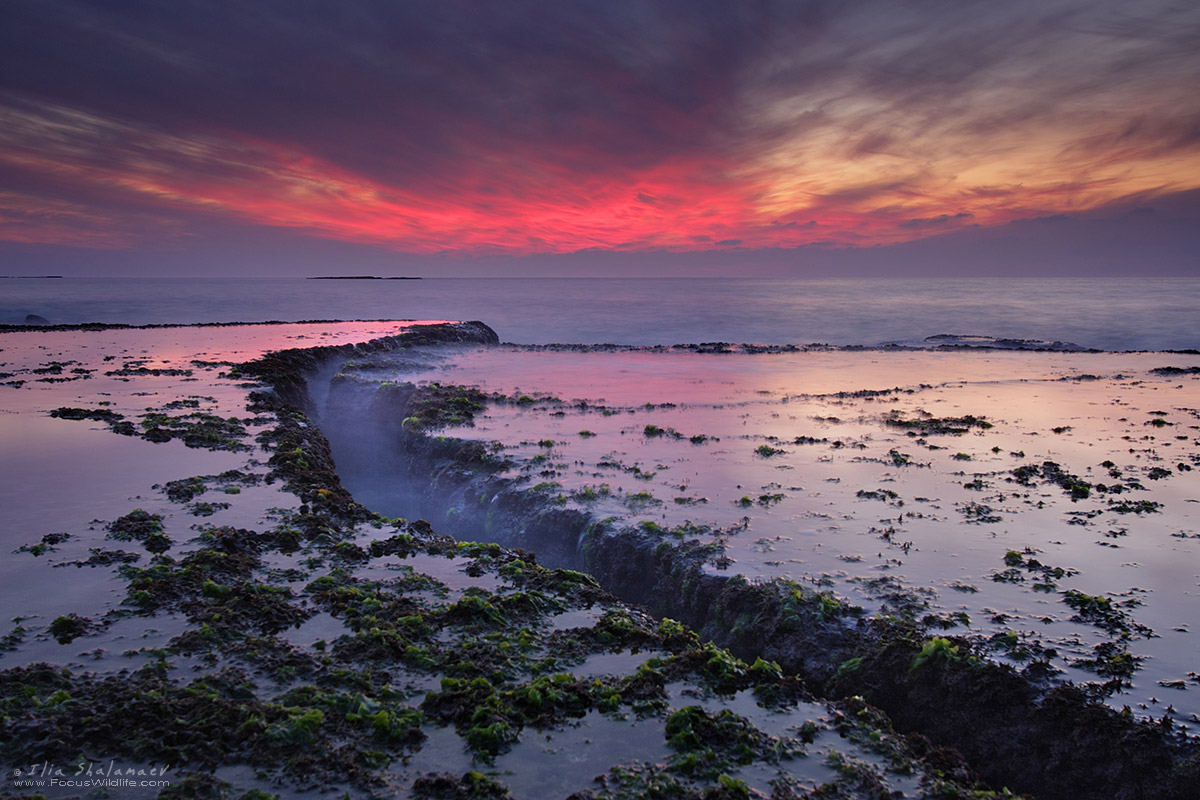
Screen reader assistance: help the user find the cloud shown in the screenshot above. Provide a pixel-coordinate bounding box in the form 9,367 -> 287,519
900,212 -> 974,229
0,0 -> 1197,262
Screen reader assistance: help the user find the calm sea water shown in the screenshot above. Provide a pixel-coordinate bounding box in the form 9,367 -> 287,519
2,276 -> 1198,350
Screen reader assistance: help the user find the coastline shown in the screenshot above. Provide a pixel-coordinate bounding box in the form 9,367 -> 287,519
1,320 -> 1198,799
5,276 -> 1200,351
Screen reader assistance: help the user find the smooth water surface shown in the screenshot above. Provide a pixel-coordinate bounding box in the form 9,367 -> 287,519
4,276 -> 1199,350
323,344 -> 1200,721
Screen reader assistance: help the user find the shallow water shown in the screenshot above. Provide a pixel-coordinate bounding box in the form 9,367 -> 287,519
0,321 -> 427,680
325,344 -> 1200,721
0,323 -> 987,798
4,320 -> 1196,798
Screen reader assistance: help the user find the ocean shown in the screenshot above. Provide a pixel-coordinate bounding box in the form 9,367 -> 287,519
2,275 -> 1198,350
2,277 -> 1199,792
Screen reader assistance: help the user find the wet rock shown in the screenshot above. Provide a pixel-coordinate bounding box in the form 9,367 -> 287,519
231,322 -> 1200,800
238,321 -> 499,407
48,613 -> 93,644
925,334 -> 1090,351
413,771 -> 514,799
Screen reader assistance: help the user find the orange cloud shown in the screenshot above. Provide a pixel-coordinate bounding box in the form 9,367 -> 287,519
1,90 -> 1197,255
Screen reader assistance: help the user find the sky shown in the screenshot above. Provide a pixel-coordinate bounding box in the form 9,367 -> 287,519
1,0 -> 1198,277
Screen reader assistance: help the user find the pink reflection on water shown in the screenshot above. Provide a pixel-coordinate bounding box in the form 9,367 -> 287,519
437,347 -> 1172,406
0,320 -> 453,371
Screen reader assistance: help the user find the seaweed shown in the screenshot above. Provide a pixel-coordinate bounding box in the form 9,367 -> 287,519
158,470 -> 262,503
10,321 -> 1191,799
49,405 -> 137,436
53,547 -> 141,568
1009,461 -> 1092,500
48,613 -> 94,644
15,532 -> 71,557
1061,590 -> 1153,638
1107,499 -> 1162,514
139,410 -> 250,451
105,366 -> 194,377
665,705 -> 779,779
990,550 -> 1077,590
885,411 -> 993,435
959,502 -> 1000,523
0,664 -> 395,788
412,771 -> 514,799
856,488 -> 900,504
49,406 -> 125,423
107,509 -> 172,553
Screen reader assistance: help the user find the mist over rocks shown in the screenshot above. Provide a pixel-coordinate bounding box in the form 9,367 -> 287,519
236,322 -> 1200,800
237,320 -> 499,407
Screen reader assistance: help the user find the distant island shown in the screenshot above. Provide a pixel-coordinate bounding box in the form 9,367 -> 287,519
0,275 -> 64,279
307,275 -> 422,280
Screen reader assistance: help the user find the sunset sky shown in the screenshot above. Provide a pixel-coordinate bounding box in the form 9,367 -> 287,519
1,0 -> 1198,276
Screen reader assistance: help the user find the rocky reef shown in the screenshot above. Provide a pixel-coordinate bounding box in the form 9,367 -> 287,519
259,325 -> 1200,800
3,320 -> 1196,800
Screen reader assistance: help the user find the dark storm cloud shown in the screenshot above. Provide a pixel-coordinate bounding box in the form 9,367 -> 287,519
1,0 -> 796,185
4,1 -> 1197,166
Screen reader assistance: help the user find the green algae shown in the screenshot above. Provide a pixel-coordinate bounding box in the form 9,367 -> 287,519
885,411 -> 993,435
50,403 -> 251,449
6,323 -> 1197,800
107,508 -> 172,553
14,531 -> 71,557
48,613 -> 93,644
